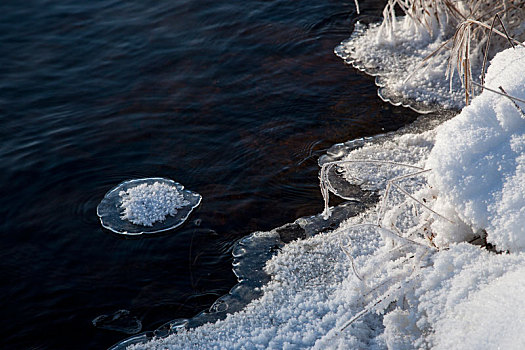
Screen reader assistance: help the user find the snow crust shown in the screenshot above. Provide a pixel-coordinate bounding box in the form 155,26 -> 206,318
425,252 -> 525,349
119,181 -> 189,227
385,244 -> 525,349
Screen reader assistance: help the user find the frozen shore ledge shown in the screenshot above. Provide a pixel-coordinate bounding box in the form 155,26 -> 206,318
113,10 -> 525,350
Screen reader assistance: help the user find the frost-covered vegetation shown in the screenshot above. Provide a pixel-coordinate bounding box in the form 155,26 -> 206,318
336,0 -> 525,111
116,1 -> 525,349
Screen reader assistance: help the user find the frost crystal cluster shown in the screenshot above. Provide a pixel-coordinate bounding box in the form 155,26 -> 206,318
119,182 -> 190,227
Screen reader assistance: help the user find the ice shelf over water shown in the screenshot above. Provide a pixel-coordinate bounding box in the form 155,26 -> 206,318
116,46 -> 525,350
336,21 -> 467,113
97,178 -> 201,235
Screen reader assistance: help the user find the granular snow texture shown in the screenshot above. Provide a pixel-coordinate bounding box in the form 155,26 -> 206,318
336,21 -> 467,111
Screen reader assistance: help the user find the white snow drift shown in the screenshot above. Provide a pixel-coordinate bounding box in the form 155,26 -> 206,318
428,46 -> 525,252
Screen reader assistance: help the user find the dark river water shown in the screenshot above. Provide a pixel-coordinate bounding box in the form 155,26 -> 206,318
0,0 -> 418,348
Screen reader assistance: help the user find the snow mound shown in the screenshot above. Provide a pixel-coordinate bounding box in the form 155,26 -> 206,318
428,254 -> 525,349
384,243 -> 525,349
97,178 -> 201,235
427,46 -> 525,251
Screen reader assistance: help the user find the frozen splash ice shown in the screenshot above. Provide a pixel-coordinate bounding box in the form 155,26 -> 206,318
97,178 -> 201,235
335,22 -> 468,113
336,2 -> 525,113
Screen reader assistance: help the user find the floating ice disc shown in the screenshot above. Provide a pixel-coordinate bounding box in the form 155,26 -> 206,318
97,178 -> 201,235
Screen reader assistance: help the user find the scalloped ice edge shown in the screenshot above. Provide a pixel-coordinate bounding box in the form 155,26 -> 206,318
335,42 -> 449,114
334,42 -> 436,114
334,21 -> 467,114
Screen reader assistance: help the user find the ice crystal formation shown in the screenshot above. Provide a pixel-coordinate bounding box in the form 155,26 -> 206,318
119,181 -> 189,227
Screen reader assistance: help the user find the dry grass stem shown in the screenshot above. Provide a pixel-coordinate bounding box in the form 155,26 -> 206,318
470,81 -> 525,105
321,160 -> 452,227
320,159 -> 425,219
498,86 -> 525,118
339,234 -> 363,281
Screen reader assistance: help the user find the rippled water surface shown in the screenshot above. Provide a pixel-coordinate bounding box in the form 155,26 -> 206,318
0,0 -> 418,348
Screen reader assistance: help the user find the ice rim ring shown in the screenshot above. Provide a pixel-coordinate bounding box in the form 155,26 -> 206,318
96,177 -> 202,235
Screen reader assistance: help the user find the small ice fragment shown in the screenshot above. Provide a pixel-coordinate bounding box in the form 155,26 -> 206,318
97,178 -> 201,235
92,309 -> 142,335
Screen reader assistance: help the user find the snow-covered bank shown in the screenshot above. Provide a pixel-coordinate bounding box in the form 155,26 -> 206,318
120,46 -> 525,349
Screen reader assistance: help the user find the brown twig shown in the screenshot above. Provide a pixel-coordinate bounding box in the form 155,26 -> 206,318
499,86 -> 525,118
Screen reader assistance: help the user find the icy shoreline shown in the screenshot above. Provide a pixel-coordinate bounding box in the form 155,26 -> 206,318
115,45 -> 525,349
110,2 -> 525,345
111,198 -> 373,349
335,21 -> 467,113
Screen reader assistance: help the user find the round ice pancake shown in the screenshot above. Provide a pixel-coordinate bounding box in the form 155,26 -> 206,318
97,178 -> 201,235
